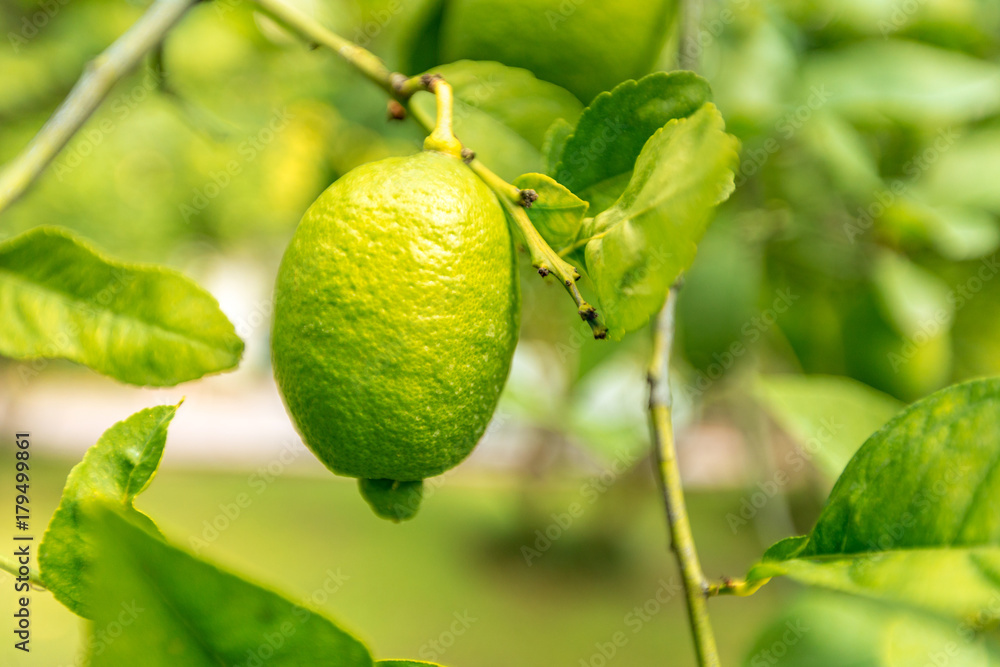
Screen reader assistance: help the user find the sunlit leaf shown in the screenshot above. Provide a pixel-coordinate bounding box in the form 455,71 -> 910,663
552,71 -> 712,211
747,378 -> 1000,619
742,593 -> 1000,666
582,104 -> 739,339
39,404 -> 179,617
0,226 -> 243,386
513,173 -> 588,252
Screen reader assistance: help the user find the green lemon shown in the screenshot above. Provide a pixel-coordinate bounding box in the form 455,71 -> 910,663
272,150 -> 519,519
403,0 -> 676,103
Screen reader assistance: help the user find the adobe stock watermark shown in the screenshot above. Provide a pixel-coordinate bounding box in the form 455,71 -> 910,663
889,255 -> 1000,373
726,416 -> 842,533
214,0 -> 402,48
929,590 -> 1000,666
53,68 -> 166,181
579,577 -> 683,667
238,567 -> 349,667
178,108 -> 294,223
735,85 -> 832,188
7,0 -> 71,52
60,600 -> 145,666
844,127 -> 960,243
189,439 -> 305,553
417,611 -> 478,662
521,447 -> 640,566
848,463 -> 969,580
747,618 -> 810,666
676,0 -> 753,63
18,268 -> 135,385
878,0 -> 928,36
684,287 -> 799,398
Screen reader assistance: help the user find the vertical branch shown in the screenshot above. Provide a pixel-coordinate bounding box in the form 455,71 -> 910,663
648,285 -> 721,667
0,0 -> 198,214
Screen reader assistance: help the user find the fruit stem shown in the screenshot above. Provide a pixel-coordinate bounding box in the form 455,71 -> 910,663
648,284 -> 721,667
421,77 -> 464,158
470,160 -> 607,339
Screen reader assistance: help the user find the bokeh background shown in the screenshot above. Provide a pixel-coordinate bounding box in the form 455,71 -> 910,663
2,0 -> 1000,664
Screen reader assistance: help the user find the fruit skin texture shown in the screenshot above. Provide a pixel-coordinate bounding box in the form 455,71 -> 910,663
272,151 -> 519,483
408,0 -> 675,103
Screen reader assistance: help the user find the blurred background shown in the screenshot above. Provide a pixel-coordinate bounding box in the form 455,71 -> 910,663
2,0 -> 1000,664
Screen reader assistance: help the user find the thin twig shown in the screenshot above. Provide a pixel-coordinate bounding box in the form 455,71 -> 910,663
0,0 -> 198,214
648,284 -> 720,667
0,554 -> 45,589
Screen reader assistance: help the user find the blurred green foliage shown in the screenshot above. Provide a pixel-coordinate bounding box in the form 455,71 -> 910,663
6,0 -> 1000,405
5,0 -> 1000,662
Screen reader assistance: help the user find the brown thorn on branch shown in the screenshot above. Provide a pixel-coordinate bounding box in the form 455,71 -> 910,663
461,148 -> 475,163
386,100 -> 406,121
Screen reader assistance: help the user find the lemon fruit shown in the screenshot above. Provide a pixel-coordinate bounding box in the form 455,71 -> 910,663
271,150 -> 519,520
403,0 -> 676,103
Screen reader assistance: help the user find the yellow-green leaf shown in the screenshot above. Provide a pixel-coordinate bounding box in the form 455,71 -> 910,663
0,226 -> 243,386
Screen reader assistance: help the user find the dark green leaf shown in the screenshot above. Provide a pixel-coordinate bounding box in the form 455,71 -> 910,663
410,60 -> 582,180
747,377 -> 1000,618
513,173 -> 589,252
39,404 -> 179,617
582,104 -> 739,339
541,118 -> 574,175
88,507 -> 374,666
756,374 -> 904,480
0,226 -> 243,386
552,71 -> 712,209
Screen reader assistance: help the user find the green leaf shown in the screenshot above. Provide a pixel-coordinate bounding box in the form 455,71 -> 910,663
411,60 -> 582,181
756,374 -> 904,481
0,226 -> 243,386
921,127 -> 1000,214
872,251 -> 954,338
747,377 -> 1000,619
742,592 -> 1000,667
88,507 -> 374,667
541,118 -> 574,175
513,173 -> 589,252
39,404 -> 179,617
552,71 -> 712,209
582,104 -> 739,339
802,40 -> 1000,125
377,662 -> 447,666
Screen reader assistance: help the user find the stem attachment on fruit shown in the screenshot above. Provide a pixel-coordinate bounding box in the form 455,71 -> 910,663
422,78 -> 463,159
